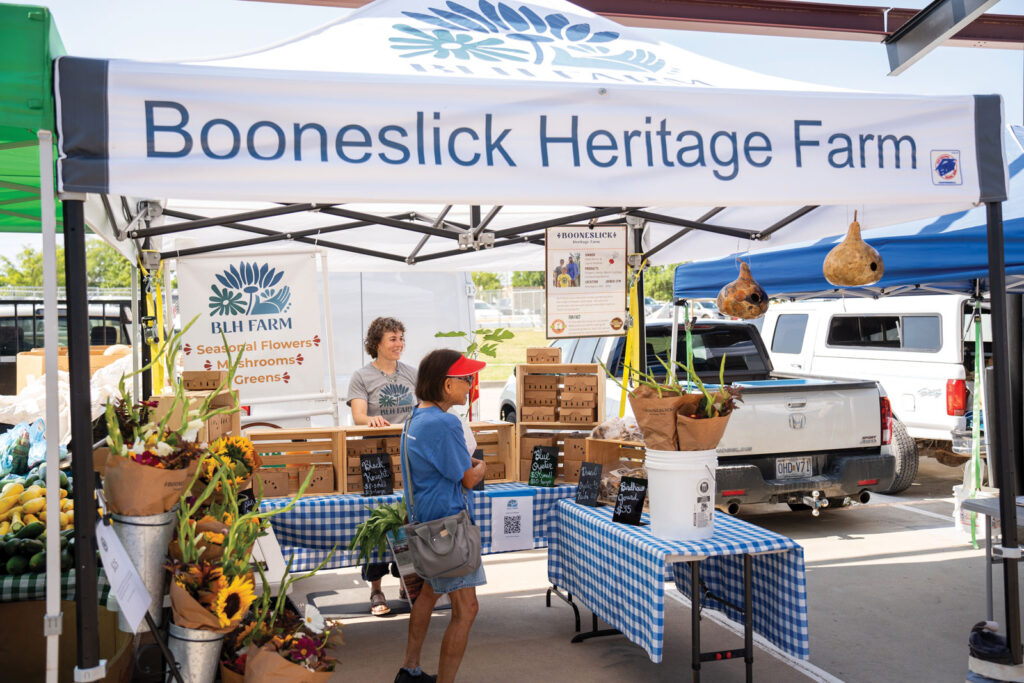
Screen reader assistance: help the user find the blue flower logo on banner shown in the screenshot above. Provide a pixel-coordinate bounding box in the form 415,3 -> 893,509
208,262 -> 292,316
390,1 -> 664,72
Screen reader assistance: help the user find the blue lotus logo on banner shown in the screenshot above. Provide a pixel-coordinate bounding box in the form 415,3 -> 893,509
208,262 -> 292,316
390,1 -> 664,72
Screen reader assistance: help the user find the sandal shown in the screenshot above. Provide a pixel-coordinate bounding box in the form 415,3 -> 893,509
370,590 -> 390,616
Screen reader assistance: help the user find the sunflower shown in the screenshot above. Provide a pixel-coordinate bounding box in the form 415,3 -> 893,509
214,575 -> 257,628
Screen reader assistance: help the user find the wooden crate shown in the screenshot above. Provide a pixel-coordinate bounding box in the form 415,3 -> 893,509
246,427 -> 342,496
584,438 -> 646,470
516,425 -> 591,483
515,363 -> 604,429
338,422 -> 515,493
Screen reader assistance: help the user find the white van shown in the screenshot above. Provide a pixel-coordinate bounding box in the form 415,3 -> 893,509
760,294 -> 988,467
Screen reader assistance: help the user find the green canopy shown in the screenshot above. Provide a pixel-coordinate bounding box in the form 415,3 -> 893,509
0,3 -> 65,232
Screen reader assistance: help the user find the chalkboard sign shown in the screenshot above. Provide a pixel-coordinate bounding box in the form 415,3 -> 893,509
237,489 -> 257,515
575,462 -> 603,507
471,449 -> 485,491
613,476 -> 647,526
360,451 -> 394,496
528,446 -> 557,487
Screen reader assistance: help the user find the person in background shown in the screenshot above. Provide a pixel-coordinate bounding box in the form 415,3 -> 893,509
396,349 -> 487,683
566,255 -> 579,286
552,258 -> 564,287
348,316 -> 418,616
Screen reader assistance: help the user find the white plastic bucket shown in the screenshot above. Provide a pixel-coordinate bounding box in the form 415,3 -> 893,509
645,449 -> 718,541
952,484 -> 999,540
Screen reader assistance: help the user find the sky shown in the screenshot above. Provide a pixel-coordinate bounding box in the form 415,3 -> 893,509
3,0 -> 1023,261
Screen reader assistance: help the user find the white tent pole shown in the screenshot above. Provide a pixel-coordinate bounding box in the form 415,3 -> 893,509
319,251 -> 341,425
38,129 -> 62,683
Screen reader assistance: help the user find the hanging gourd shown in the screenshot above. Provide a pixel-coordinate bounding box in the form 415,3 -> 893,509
716,261 -> 769,319
823,211 -> 884,286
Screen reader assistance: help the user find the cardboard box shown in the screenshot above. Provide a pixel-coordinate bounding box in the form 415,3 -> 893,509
559,407 -> 596,424
16,345 -> 131,393
523,374 -> 559,391
299,463 -> 335,494
485,462 -> 506,480
526,347 -> 561,364
523,390 -> 557,407
182,370 -> 229,391
563,434 -> 588,460
563,459 -> 583,483
256,467 -> 293,497
560,391 -> 597,408
563,374 -> 599,392
519,458 -> 534,482
522,406 -> 557,422
149,388 -> 241,443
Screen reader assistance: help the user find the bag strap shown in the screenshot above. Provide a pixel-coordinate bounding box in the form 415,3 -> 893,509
401,407 -> 416,523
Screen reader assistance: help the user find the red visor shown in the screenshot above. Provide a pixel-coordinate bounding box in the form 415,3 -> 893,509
448,355 -> 487,376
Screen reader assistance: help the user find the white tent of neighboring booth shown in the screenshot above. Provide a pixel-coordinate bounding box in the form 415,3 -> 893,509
44,0 -> 1018,676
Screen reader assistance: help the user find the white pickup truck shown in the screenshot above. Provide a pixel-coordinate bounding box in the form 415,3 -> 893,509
500,320 -> 898,513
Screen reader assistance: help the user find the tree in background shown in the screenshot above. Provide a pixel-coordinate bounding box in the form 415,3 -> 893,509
471,271 -> 502,292
641,264 -> 680,302
510,271 -> 544,288
0,239 -> 132,289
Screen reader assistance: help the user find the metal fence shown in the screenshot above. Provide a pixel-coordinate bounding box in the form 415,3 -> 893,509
475,287 -> 544,329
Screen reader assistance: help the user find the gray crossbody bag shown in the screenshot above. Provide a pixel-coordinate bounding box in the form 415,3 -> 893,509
400,410 -> 482,579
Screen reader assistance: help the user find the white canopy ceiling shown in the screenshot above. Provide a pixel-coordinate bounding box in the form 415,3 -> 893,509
57,0 -> 1006,271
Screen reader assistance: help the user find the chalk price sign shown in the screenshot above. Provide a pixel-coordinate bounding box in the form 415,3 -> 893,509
612,476 -> 647,526
360,451 -> 394,497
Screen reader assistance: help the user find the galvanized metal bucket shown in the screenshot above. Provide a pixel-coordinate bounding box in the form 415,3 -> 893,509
111,506 -> 177,632
167,622 -> 225,683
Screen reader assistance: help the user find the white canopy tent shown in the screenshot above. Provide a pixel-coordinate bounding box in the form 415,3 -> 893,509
43,0 -> 1019,676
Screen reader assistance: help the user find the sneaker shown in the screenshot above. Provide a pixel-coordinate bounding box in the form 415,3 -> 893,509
394,669 -> 437,682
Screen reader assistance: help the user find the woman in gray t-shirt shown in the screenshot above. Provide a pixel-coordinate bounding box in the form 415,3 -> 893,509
347,316 -> 418,615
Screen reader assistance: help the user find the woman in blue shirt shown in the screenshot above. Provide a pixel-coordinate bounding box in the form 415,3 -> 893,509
396,349 -> 486,683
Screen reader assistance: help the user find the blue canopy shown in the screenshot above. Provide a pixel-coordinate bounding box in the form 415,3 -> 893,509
674,142 -> 1024,300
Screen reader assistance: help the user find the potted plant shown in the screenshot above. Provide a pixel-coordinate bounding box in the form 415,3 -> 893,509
674,356 -> 743,451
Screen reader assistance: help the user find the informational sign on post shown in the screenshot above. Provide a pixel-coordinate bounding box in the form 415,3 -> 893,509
95,521 -> 152,633
545,226 -> 627,339
178,252 -> 327,401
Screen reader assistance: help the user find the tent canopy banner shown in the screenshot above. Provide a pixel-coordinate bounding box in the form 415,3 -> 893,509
52,0 -> 1006,209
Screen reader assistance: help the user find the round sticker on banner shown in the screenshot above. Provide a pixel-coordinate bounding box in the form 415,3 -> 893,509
550,319 -> 566,335
610,317 -> 624,330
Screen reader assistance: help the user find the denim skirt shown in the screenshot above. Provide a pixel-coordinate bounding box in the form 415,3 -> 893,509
426,561 -> 487,595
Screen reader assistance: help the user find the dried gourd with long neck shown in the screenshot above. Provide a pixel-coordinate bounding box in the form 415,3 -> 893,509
716,261 -> 768,319
823,211 -> 884,286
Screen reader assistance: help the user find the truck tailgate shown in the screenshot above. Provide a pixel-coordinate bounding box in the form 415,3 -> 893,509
715,378 -> 882,457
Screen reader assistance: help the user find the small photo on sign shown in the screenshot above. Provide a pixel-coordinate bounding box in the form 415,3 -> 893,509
528,445 -> 557,487
360,451 -> 393,496
575,462 -> 603,507
613,476 -> 647,526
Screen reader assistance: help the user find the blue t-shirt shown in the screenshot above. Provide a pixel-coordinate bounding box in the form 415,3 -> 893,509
401,406 -> 471,523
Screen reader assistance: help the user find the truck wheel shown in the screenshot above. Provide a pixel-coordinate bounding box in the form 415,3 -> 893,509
879,419 -> 918,494
501,406 -> 517,423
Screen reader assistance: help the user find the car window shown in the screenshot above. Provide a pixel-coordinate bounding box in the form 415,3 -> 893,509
771,314 -> 808,354
901,315 -> 941,351
607,325 -> 768,379
549,338 -> 577,363
571,336 -> 600,363
827,315 -> 900,348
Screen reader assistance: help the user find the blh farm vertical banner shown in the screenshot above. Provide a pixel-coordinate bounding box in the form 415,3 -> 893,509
178,252 -> 326,400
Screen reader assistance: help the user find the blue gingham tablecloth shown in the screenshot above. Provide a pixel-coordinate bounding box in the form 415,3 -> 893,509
547,500 -> 809,663
261,482 -> 577,571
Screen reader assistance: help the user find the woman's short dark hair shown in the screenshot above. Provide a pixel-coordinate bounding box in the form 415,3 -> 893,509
416,349 -> 462,404
364,317 -> 405,358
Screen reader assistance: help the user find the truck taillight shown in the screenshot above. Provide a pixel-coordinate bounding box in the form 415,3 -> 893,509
880,397 -> 892,445
946,379 -> 966,416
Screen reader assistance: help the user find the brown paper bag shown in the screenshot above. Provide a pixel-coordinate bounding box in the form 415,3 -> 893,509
244,645 -> 333,683
220,663 -> 246,683
628,387 -> 687,451
169,581 -> 234,633
103,453 -> 198,516
168,519 -> 230,563
676,413 -> 731,451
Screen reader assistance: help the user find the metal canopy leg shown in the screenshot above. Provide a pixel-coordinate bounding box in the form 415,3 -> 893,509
62,197 -> 105,681
984,200 -> 1022,665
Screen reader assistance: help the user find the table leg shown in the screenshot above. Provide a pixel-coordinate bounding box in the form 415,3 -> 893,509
571,611 -> 622,643
986,516 -> 994,622
546,584 -> 581,632
744,554 -> 753,683
691,560 -> 701,682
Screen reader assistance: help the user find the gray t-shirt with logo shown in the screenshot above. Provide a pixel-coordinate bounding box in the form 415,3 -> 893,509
347,361 -> 418,424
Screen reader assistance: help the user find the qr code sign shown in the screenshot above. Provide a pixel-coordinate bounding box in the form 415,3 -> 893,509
503,515 -> 522,536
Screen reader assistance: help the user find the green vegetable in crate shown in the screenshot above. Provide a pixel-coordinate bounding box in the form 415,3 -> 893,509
6,555 -> 27,575
28,551 -> 45,572
60,550 -> 72,571
10,433 -> 30,476
15,521 -> 44,540
348,500 -> 407,564
19,539 -> 43,557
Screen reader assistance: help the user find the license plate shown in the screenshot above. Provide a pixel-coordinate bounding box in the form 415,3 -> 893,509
775,456 -> 813,479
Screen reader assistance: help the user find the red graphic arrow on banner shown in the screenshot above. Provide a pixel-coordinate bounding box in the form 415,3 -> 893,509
183,343 -> 192,355
296,354 -> 304,365
312,335 -> 321,347
203,360 -> 212,371
283,372 -> 291,383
